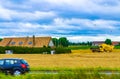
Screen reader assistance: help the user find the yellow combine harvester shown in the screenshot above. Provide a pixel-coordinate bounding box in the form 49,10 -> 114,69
91,43 -> 114,52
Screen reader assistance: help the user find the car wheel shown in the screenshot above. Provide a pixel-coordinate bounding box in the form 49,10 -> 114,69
13,70 -> 22,76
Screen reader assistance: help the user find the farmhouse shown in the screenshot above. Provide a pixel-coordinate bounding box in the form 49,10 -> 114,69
92,41 -> 119,46
0,36 -> 54,47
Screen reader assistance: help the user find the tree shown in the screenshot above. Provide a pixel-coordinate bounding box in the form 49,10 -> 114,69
105,38 -> 112,45
87,41 -> 92,46
52,38 -> 59,47
0,38 -> 2,41
59,37 -> 69,47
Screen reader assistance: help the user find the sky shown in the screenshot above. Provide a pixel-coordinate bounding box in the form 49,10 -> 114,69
0,0 -> 120,42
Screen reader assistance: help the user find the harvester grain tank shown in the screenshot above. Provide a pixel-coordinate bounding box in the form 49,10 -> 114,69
91,43 -> 114,52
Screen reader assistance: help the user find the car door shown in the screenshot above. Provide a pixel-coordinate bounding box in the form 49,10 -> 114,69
4,59 -> 14,69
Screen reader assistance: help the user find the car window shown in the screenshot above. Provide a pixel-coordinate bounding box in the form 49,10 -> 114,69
5,60 -> 18,65
21,60 -> 27,64
13,60 -> 18,64
5,60 -> 12,65
0,60 -> 4,65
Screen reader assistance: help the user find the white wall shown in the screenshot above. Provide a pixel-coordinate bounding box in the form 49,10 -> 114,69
48,40 -> 54,47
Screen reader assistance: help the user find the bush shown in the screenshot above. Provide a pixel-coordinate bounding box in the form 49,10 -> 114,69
114,46 -> 120,49
0,46 -> 5,54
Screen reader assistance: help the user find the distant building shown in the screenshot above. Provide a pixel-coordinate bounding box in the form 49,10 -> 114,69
112,41 -> 120,46
92,41 -> 120,46
0,36 -> 54,47
92,41 -> 104,46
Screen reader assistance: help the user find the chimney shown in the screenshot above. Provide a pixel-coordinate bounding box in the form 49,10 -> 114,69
33,35 -> 35,46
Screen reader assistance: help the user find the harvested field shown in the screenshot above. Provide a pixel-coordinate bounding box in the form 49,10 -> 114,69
0,49 -> 120,69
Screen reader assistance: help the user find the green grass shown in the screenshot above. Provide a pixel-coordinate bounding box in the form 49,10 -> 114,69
31,67 -> 120,71
114,46 -> 120,49
0,70 -> 120,79
68,45 -> 91,50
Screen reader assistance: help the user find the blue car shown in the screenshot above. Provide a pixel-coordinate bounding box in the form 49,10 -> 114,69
0,58 -> 30,75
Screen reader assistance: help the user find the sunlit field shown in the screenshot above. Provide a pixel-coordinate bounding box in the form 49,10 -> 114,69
0,49 -> 120,69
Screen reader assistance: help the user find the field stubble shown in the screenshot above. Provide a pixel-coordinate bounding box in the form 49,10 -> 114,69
0,49 -> 120,69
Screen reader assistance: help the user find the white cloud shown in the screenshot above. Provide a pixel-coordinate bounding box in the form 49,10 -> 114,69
0,0 -> 120,42
68,35 -> 120,42
1,0 -> 120,20
0,5 -> 57,21
28,0 -> 120,15
53,18 -> 118,30
15,11 -> 56,21
0,6 -> 13,20
0,18 -> 119,35
0,22 -> 43,33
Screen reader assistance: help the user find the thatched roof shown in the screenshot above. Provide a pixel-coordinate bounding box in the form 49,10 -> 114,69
0,37 -> 52,47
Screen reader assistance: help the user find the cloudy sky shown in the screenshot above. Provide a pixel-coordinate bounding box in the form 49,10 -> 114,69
0,0 -> 120,42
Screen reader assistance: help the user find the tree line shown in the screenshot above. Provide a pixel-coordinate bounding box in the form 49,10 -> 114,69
52,37 -> 120,47
69,42 -> 92,46
52,37 -> 92,47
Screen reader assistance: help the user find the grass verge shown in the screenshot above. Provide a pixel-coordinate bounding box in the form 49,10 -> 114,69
30,67 -> 120,71
0,69 -> 120,79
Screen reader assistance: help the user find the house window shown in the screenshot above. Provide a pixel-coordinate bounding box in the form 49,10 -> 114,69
19,42 -> 23,45
28,41 -> 32,45
11,42 -> 15,45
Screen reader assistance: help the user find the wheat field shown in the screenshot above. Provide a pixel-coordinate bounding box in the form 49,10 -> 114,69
0,49 -> 120,69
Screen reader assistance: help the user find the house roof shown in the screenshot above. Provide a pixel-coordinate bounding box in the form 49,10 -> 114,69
92,41 -> 120,46
112,41 -> 120,45
0,37 -> 52,47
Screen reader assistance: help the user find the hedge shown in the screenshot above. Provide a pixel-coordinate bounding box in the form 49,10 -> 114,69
0,46 -> 71,54
54,47 -> 71,54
